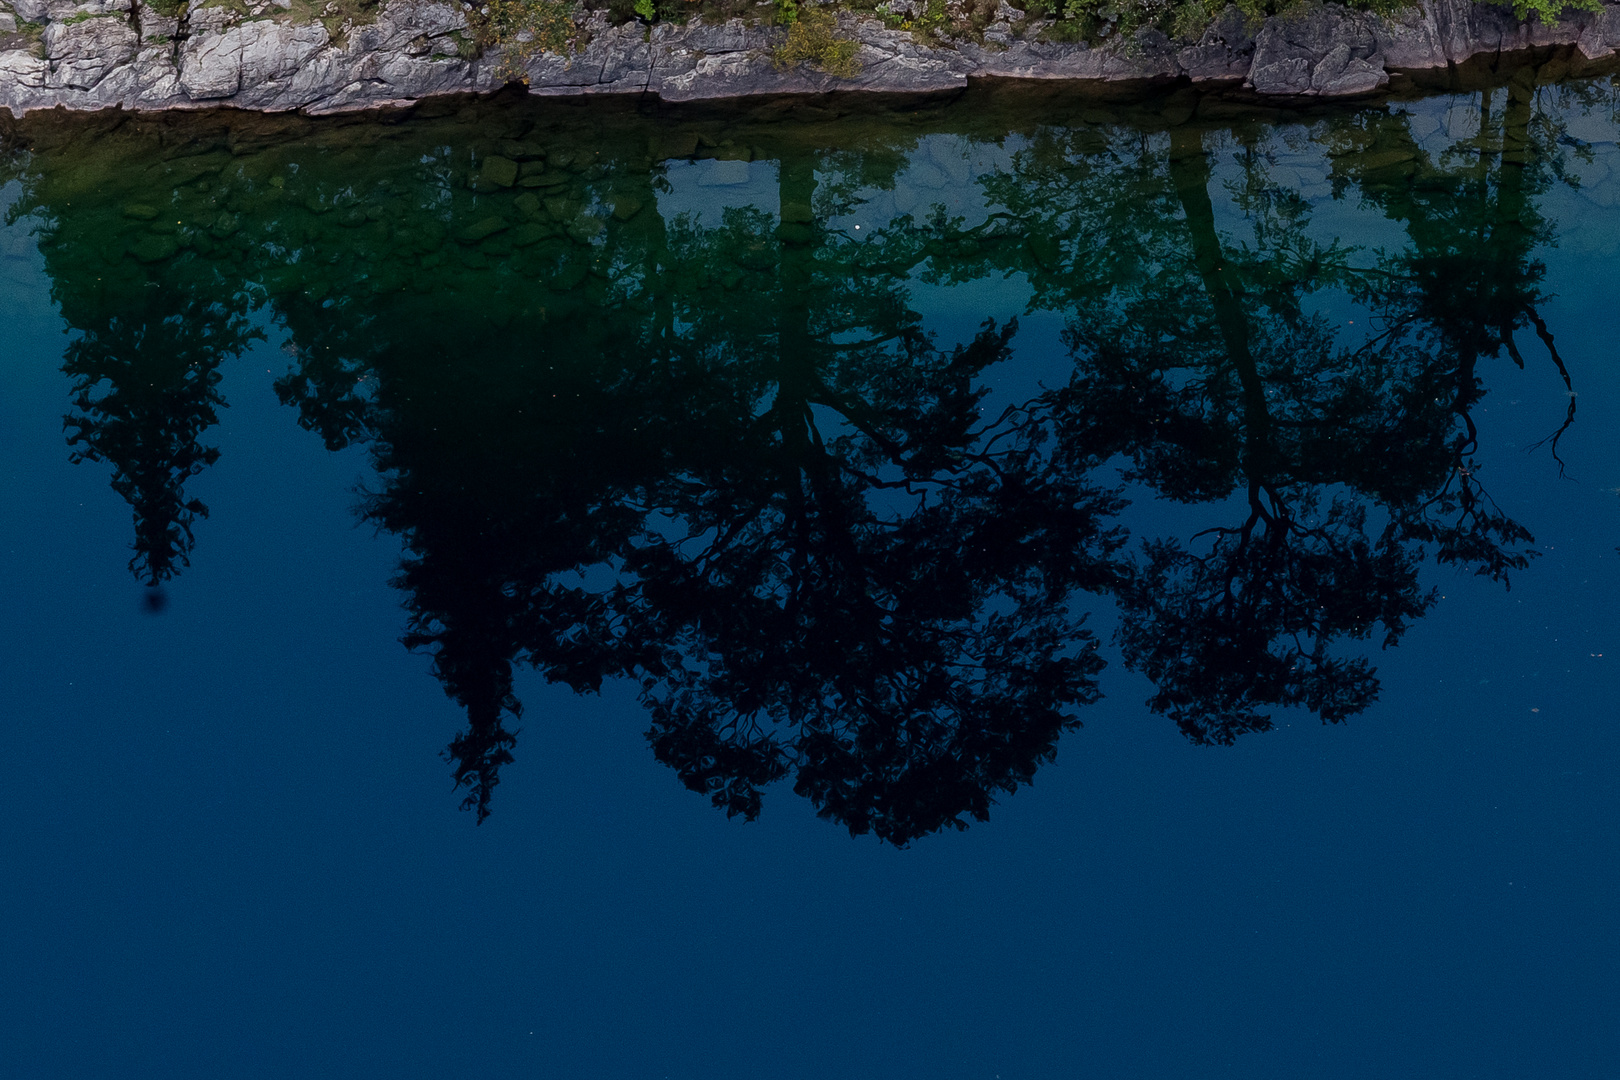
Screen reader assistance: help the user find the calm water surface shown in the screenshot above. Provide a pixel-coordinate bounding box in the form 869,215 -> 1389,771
1,70 -> 1618,1077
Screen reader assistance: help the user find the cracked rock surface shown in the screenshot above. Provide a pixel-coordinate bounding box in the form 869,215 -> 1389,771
0,0 -> 1616,115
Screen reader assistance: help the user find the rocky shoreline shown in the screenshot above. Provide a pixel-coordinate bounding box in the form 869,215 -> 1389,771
0,0 -> 1618,115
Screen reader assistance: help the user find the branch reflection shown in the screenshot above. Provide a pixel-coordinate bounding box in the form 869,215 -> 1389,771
9,76 -> 1600,839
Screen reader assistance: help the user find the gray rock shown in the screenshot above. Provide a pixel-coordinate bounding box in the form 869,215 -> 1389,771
140,13 -> 181,41
12,0 -> 127,24
1367,0 -> 1602,69
43,15 -> 137,90
652,14 -> 973,101
0,0 -> 1616,115
523,13 -> 652,93
185,0 -> 240,36
1249,1 -> 1386,95
1177,4 -> 1255,81
1368,0 -> 1447,66
0,48 -> 48,114
1310,39 -> 1383,92
1577,0 -> 1620,56
1427,0 -> 1527,58
179,18 -> 328,99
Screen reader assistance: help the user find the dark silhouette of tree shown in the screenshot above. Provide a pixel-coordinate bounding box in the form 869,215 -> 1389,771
59,294 -> 258,584
9,116 -> 270,589
1341,75 -> 1579,487
9,83 -> 1593,837
1036,126 -> 1436,743
974,105 -> 1568,744
281,146 -> 1125,841
612,298 -> 1124,840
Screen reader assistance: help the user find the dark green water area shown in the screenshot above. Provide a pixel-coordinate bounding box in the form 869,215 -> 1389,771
2,64 -> 1618,1077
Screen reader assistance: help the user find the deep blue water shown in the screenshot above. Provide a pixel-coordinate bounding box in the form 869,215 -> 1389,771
1,78 -> 1617,1078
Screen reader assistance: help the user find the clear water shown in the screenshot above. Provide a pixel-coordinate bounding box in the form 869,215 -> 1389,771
2,70 -> 1618,1076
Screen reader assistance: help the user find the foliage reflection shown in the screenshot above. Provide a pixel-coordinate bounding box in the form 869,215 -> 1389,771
6,76 -> 1598,840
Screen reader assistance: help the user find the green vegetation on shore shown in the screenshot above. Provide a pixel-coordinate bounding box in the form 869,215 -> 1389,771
467,0 -> 1611,87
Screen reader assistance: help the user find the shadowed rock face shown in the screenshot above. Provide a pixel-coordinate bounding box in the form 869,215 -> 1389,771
1249,5 -> 1386,94
0,0 -> 1617,113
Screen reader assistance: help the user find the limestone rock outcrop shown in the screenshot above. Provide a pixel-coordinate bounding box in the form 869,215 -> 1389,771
1249,4 -> 1386,94
0,0 -> 1615,115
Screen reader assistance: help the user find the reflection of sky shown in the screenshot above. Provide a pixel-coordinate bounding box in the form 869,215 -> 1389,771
0,180 -> 51,326
656,136 -> 1016,236
823,133 -> 1015,234
656,157 -> 780,225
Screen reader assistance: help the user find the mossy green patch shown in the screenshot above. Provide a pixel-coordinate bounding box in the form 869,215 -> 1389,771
774,7 -> 860,77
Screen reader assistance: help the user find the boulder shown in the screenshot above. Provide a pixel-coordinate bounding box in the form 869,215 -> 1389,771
1248,2 -> 1387,95
179,18 -> 328,100
1577,0 -> 1620,55
11,0 -> 127,24
43,15 -> 137,90
1178,4 -> 1257,81
1310,40 -> 1383,92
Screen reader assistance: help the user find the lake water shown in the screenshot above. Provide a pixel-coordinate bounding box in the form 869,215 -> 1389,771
2,67 -> 1618,1077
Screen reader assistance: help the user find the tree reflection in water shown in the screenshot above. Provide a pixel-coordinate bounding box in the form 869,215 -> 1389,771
9,76 -> 1600,840
37,227 -> 260,587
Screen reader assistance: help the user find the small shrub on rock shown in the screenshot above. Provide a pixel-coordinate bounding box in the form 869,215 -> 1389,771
477,0 -> 580,79
1510,0 -> 1598,21
774,6 -> 861,75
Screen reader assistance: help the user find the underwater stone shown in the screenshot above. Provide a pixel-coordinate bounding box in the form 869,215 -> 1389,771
566,217 -> 603,244
509,222 -> 553,246
481,155 -> 519,187
127,233 -> 179,262
513,193 -> 543,219
498,140 -> 546,160
520,170 -> 570,189
458,215 -> 509,242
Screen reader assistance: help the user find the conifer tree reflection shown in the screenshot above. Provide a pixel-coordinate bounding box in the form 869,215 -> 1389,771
1342,76 -> 1579,483
978,109 -> 1562,744
20,180 -> 263,587
1040,127 -> 1433,743
613,153 -> 1121,843
618,309 -> 1122,842
365,318 -> 676,822
268,107 -> 1574,831
272,147 -> 1124,840
620,153 -> 1126,839
14,90 -> 1591,837
61,290 -> 257,584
